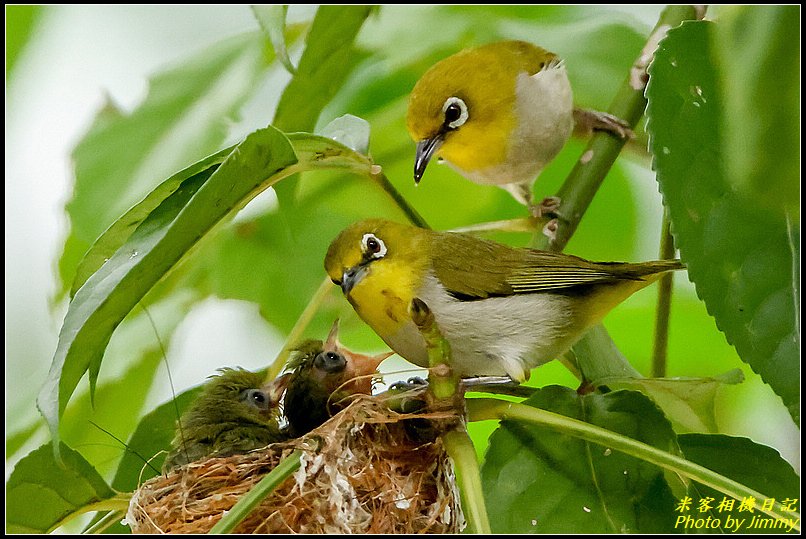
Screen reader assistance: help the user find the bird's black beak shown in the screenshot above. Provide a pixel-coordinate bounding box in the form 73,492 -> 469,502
341,265 -> 368,295
414,135 -> 444,184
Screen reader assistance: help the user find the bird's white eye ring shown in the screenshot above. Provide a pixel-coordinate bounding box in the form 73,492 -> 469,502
361,233 -> 387,259
442,96 -> 468,129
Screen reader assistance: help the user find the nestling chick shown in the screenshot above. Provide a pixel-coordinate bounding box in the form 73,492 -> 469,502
283,320 -> 392,437
163,368 -> 288,472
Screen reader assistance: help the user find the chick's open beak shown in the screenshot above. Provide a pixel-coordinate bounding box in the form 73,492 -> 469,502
414,135 -> 444,183
260,372 -> 291,409
342,349 -> 394,395
322,318 -> 393,395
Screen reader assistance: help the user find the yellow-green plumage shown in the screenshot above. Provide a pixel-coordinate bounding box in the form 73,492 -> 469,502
325,219 -> 685,381
406,40 -> 574,207
163,368 -> 285,472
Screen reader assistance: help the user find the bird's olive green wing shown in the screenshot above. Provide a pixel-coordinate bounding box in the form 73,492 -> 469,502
492,40 -> 559,76
431,232 -> 683,299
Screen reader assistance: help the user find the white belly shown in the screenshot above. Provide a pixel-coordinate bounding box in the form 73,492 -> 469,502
453,64 -> 574,189
384,275 -> 582,381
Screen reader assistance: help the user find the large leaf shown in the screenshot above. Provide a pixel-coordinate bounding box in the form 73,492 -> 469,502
38,127 -> 298,453
481,387 -> 679,533
272,5 -> 374,132
70,147 -> 232,297
40,129 -> 376,455
646,21 -> 799,421
677,434 -> 801,534
712,6 -> 800,219
6,442 -> 116,533
58,32 -> 268,299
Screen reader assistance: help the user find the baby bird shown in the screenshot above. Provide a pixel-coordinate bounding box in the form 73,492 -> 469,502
163,368 -> 288,472
283,320 -> 392,437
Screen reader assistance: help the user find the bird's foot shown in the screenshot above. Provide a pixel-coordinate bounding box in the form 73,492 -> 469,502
573,108 -> 634,139
542,218 -> 558,241
528,195 -> 561,219
462,376 -> 538,398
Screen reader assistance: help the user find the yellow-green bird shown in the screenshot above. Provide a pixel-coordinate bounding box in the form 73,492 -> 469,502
283,321 -> 392,437
407,40 -> 630,215
325,219 -> 683,382
163,368 -> 288,472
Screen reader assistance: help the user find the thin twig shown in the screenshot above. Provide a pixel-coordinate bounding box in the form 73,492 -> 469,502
209,449 -> 304,533
651,208 -> 676,377
369,166 -> 430,229
532,5 -> 700,252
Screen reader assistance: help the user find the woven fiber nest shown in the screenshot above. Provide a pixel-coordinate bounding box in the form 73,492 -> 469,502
126,395 -> 465,533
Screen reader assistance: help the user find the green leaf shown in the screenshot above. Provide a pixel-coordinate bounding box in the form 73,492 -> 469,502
677,434 -> 801,534
599,370 -> 745,433
58,32 -> 268,299
712,6 -> 800,219
70,147 -> 232,297
680,434 -> 800,503
252,5 -> 296,74
481,387 -> 678,533
571,324 -> 642,382
646,21 -> 800,421
273,5 -> 373,133
271,5 -> 373,206
38,127 -> 299,454
6,442 -> 116,533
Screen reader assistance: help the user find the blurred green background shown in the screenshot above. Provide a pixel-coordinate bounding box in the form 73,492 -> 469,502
5,4 -> 798,490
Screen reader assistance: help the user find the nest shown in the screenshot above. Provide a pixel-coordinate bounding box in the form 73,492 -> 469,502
126,395 -> 464,534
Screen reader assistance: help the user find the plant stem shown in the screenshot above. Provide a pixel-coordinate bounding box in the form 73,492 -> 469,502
410,298 -> 458,399
84,510 -> 125,534
651,208 -> 676,377
467,398 -> 800,529
526,5 -> 700,383
369,167 -> 430,229
49,495 -> 132,533
266,277 -> 333,380
209,449 -> 304,534
442,428 -> 492,534
532,4 -> 700,252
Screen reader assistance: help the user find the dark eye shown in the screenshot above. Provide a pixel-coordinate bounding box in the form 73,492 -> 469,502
361,233 -> 387,259
242,389 -> 270,410
314,350 -> 346,373
442,96 -> 468,129
444,103 -> 462,124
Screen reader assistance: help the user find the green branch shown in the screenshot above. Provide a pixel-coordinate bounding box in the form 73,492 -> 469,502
408,297 -> 489,533
442,429 -> 492,534
209,449 -> 303,534
533,5 -> 700,252
652,208 -> 676,377
525,5 -> 701,383
467,398 -> 800,530
369,167 -> 430,229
